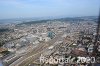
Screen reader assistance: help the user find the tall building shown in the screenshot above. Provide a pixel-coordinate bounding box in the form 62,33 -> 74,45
47,31 -> 55,39
93,11 -> 100,57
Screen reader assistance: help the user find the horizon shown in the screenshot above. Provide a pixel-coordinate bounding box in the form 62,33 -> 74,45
0,16 -> 98,24
0,0 -> 100,19
0,15 -> 98,20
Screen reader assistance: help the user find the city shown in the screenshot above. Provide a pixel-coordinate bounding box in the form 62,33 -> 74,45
0,0 -> 100,66
0,16 -> 100,66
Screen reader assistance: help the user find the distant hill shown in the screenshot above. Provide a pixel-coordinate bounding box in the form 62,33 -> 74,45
0,16 -> 97,25
16,16 -> 98,26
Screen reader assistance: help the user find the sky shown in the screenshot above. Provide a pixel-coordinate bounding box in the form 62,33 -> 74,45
0,0 -> 100,19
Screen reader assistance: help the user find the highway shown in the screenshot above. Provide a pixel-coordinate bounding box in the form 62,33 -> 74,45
5,33 -> 63,66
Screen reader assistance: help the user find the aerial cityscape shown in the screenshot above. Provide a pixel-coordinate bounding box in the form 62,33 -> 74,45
0,0 -> 100,66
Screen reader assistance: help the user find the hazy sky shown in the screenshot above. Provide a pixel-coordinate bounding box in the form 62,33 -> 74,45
0,0 -> 100,19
